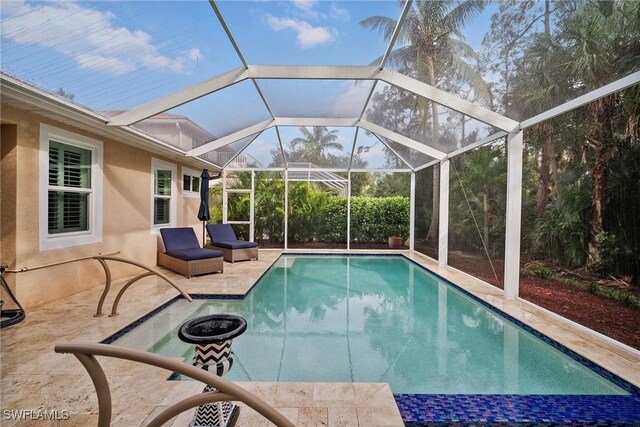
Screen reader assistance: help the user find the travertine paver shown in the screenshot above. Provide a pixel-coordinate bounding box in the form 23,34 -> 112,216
1,249 -> 638,427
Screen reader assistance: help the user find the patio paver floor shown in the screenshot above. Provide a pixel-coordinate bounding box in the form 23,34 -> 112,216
1,249 -> 638,426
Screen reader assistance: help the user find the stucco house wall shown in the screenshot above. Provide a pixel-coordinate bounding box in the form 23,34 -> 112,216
0,103 -> 205,310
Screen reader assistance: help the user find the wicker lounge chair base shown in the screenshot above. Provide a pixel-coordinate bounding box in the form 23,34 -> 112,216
205,245 -> 258,263
206,224 -> 260,263
158,252 -> 223,278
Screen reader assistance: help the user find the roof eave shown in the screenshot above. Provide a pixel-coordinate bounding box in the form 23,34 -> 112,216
0,73 -> 219,172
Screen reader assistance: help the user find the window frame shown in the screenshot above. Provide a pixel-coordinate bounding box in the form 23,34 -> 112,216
39,124 -> 103,251
181,167 -> 201,198
151,158 -> 177,231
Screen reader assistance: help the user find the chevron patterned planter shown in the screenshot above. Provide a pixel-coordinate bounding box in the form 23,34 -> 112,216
178,314 -> 248,427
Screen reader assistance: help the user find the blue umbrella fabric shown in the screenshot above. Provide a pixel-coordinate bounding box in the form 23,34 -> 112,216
197,169 -> 211,246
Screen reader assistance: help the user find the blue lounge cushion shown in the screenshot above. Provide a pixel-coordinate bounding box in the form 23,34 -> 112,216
166,248 -> 223,261
206,224 -> 237,243
160,227 -> 200,252
212,240 -> 258,250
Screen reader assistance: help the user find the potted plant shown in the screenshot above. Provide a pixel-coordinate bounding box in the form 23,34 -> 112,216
388,225 -> 405,249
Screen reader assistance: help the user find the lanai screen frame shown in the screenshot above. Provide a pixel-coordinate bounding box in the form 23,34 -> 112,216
105,0 -> 640,300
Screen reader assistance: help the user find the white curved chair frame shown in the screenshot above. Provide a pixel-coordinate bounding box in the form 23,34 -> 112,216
54,342 -> 294,427
93,255 -> 192,317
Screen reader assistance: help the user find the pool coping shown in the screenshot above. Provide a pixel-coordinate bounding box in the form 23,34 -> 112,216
101,252 -> 640,425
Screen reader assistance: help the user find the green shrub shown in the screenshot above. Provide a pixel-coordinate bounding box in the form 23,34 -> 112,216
287,186 -> 410,244
208,206 -> 222,224
321,196 -> 348,242
522,261 -> 553,279
590,232 -> 622,277
590,284 -> 640,308
350,196 -> 410,243
210,179 -> 410,245
559,277 -> 582,287
559,277 -> 640,309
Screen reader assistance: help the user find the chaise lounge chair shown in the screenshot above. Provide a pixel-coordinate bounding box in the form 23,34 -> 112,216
158,227 -> 223,278
206,224 -> 258,263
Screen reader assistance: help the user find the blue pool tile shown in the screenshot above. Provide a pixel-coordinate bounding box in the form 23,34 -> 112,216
395,394 -> 640,425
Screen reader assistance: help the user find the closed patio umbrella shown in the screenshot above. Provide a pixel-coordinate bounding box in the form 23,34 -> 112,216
197,169 -> 211,246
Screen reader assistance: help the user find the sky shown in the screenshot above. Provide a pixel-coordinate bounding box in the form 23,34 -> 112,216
0,0 -> 498,110
1,1 -> 403,109
0,0 -> 501,168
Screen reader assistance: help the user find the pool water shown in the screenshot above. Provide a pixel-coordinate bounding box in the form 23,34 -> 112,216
111,255 -> 628,395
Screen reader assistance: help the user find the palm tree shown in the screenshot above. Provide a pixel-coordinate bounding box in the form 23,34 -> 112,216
361,0 -> 490,242
453,144 -> 506,255
513,32 -> 568,217
557,0 -> 640,270
287,126 -> 343,166
508,0 -> 566,218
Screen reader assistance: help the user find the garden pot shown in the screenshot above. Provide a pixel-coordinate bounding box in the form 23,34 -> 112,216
179,314 -> 247,427
388,236 -> 403,249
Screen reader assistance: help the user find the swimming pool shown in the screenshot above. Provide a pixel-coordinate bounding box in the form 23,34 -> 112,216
106,254 -> 640,423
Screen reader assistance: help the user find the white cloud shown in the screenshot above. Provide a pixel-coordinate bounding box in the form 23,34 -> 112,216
333,81 -> 373,117
292,0 -> 319,15
265,14 -> 336,49
243,137 -> 276,167
75,52 -> 135,75
189,48 -> 202,61
0,1 -> 201,76
330,3 -> 350,21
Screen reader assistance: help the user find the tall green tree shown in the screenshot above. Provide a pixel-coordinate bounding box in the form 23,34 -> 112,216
556,0 -> 640,270
254,172 -> 285,246
361,0 -> 491,241
450,144 -> 506,254
513,1 -> 640,278
286,126 -> 343,166
485,0 -> 565,217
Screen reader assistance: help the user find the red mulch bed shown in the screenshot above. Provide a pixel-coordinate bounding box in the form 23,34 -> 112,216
446,253 -> 640,350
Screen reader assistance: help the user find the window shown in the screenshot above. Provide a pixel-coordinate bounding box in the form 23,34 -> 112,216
152,158 -> 177,229
48,141 -> 90,233
182,167 -> 201,197
39,124 -> 103,250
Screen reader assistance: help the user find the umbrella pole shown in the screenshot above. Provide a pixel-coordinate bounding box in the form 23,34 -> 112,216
202,222 -> 206,247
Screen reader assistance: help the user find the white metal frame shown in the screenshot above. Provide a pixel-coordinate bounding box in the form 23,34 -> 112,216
108,66 -> 519,133
222,171 -> 254,240
221,171 -> 227,222
284,170 -> 289,250
438,159 -> 450,267
189,119 -> 444,161
101,0 -> 640,304
250,171 -> 255,242
379,0 -> 413,70
521,70 -> 640,129
503,131 -> 524,298
446,131 -> 508,159
347,171 -> 352,250
414,159 -> 440,173
410,172 -> 416,252
360,120 -> 444,159
190,119 -> 273,157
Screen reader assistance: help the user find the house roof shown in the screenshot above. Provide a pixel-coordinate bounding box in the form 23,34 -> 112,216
0,72 -> 218,171
103,110 -> 216,142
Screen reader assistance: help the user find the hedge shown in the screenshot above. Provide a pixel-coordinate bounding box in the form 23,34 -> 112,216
220,182 -> 410,244
289,194 -> 409,243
